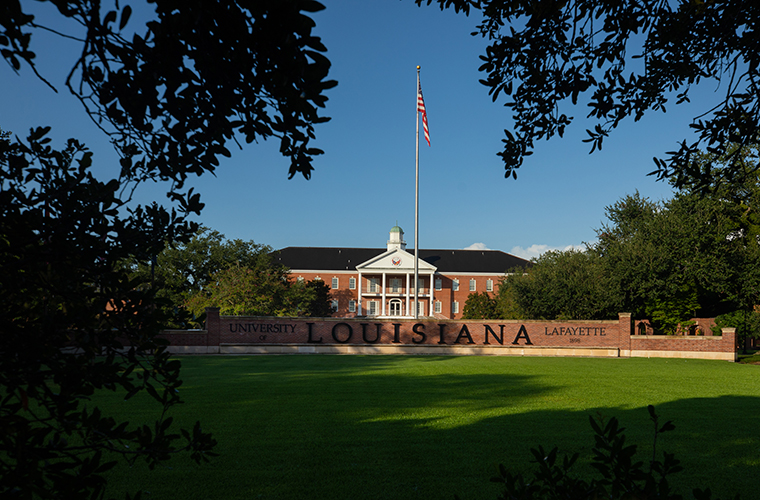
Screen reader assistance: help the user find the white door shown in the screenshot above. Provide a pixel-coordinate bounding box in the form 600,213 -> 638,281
389,299 -> 402,316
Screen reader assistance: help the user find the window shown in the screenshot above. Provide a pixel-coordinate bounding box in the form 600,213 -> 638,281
417,278 -> 424,290
452,301 -> 459,314
469,279 -> 476,292
389,299 -> 402,316
331,277 -> 339,289
349,277 -> 356,290
349,300 -> 356,313
452,279 -> 459,291
416,301 -> 424,316
391,278 -> 401,293
434,301 -> 442,314
297,276 -> 304,283
331,300 -> 339,312
486,279 -> 493,292
434,278 -> 442,291
368,301 -> 378,316
369,278 -> 379,293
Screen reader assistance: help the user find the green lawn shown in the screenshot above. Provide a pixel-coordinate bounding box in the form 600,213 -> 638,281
98,356 -> 760,499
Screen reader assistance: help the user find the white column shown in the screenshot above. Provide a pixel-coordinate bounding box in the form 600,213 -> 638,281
430,272 -> 435,317
381,272 -> 387,316
405,273 -> 411,317
357,271 -> 363,315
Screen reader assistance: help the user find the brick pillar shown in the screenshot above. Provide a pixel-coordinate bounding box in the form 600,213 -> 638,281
205,307 -> 221,354
618,312 -> 632,357
721,327 -> 738,362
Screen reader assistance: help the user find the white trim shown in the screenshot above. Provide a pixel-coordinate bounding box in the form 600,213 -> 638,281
288,270 -> 507,278
429,272 -> 435,311
287,270 -> 511,278
439,272 -> 511,277
367,300 -> 378,316
389,298 -> 403,316
405,273 -> 411,317
381,273 -> 387,316
288,269 -> 357,274
355,248 -> 437,273
357,271 -> 363,315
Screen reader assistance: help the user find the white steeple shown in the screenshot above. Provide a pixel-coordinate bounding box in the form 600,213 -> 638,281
387,225 -> 406,251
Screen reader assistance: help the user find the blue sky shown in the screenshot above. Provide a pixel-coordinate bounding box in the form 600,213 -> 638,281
2,1 -> 722,259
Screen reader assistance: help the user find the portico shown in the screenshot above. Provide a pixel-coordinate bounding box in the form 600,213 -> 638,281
355,226 -> 437,317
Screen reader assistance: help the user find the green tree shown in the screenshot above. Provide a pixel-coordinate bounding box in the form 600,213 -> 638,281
186,263 -> 290,317
493,273 -> 525,320
672,144 -> 760,343
284,278 -> 333,318
1,1 -> 334,497
185,264 -> 332,318
417,0 -> 759,186
1,0 -> 335,187
499,249 -> 621,320
0,129 -> 216,499
462,291 -> 500,319
713,310 -> 760,352
595,189 -> 759,334
127,227 -> 274,326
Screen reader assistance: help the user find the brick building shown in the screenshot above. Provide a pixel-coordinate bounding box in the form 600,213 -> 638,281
274,226 -> 530,319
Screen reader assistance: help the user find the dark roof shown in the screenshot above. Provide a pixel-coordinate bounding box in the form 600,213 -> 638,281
273,247 -> 531,274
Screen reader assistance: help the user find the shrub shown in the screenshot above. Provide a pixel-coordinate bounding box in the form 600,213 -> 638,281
712,310 -> 760,341
458,406 -> 738,500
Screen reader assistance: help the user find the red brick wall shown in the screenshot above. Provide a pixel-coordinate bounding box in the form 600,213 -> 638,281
207,308 -> 629,348
630,332 -> 735,353
160,330 -> 208,347
158,310 -> 736,360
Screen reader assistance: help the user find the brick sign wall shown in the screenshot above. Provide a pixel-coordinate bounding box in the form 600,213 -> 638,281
159,309 -> 736,361
211,313 -> 626,348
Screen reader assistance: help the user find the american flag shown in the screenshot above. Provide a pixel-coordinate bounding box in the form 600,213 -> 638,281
417,81 -> 430,146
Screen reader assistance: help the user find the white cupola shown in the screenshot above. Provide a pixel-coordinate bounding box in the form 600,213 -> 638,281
387,225 -> 406,251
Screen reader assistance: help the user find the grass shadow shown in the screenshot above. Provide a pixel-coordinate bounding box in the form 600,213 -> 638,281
98,356 -> 760,500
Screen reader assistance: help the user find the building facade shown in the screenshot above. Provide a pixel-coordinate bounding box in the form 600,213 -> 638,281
274,226 -> 530,320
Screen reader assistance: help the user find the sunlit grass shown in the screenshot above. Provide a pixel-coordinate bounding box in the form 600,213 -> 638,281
97,356 -> 760,499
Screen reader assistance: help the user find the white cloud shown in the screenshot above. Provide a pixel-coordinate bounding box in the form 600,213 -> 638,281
464,242 -> 490,250
509,244 -> 585,260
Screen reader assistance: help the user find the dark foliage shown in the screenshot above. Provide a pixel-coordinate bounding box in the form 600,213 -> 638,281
1,0 -> 335,196
126,227 -> 278,327
457,405 -> 739,500
417,0 -> 759,186
0,129 -> 217,499
498,250 -> 621,321
462,291 -> 501,320
1,1 -> 335,497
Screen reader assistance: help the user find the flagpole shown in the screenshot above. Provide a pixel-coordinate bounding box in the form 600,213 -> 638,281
414,66 -> 420,320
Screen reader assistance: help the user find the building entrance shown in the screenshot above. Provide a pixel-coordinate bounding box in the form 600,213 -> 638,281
389,299 -> 403,317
